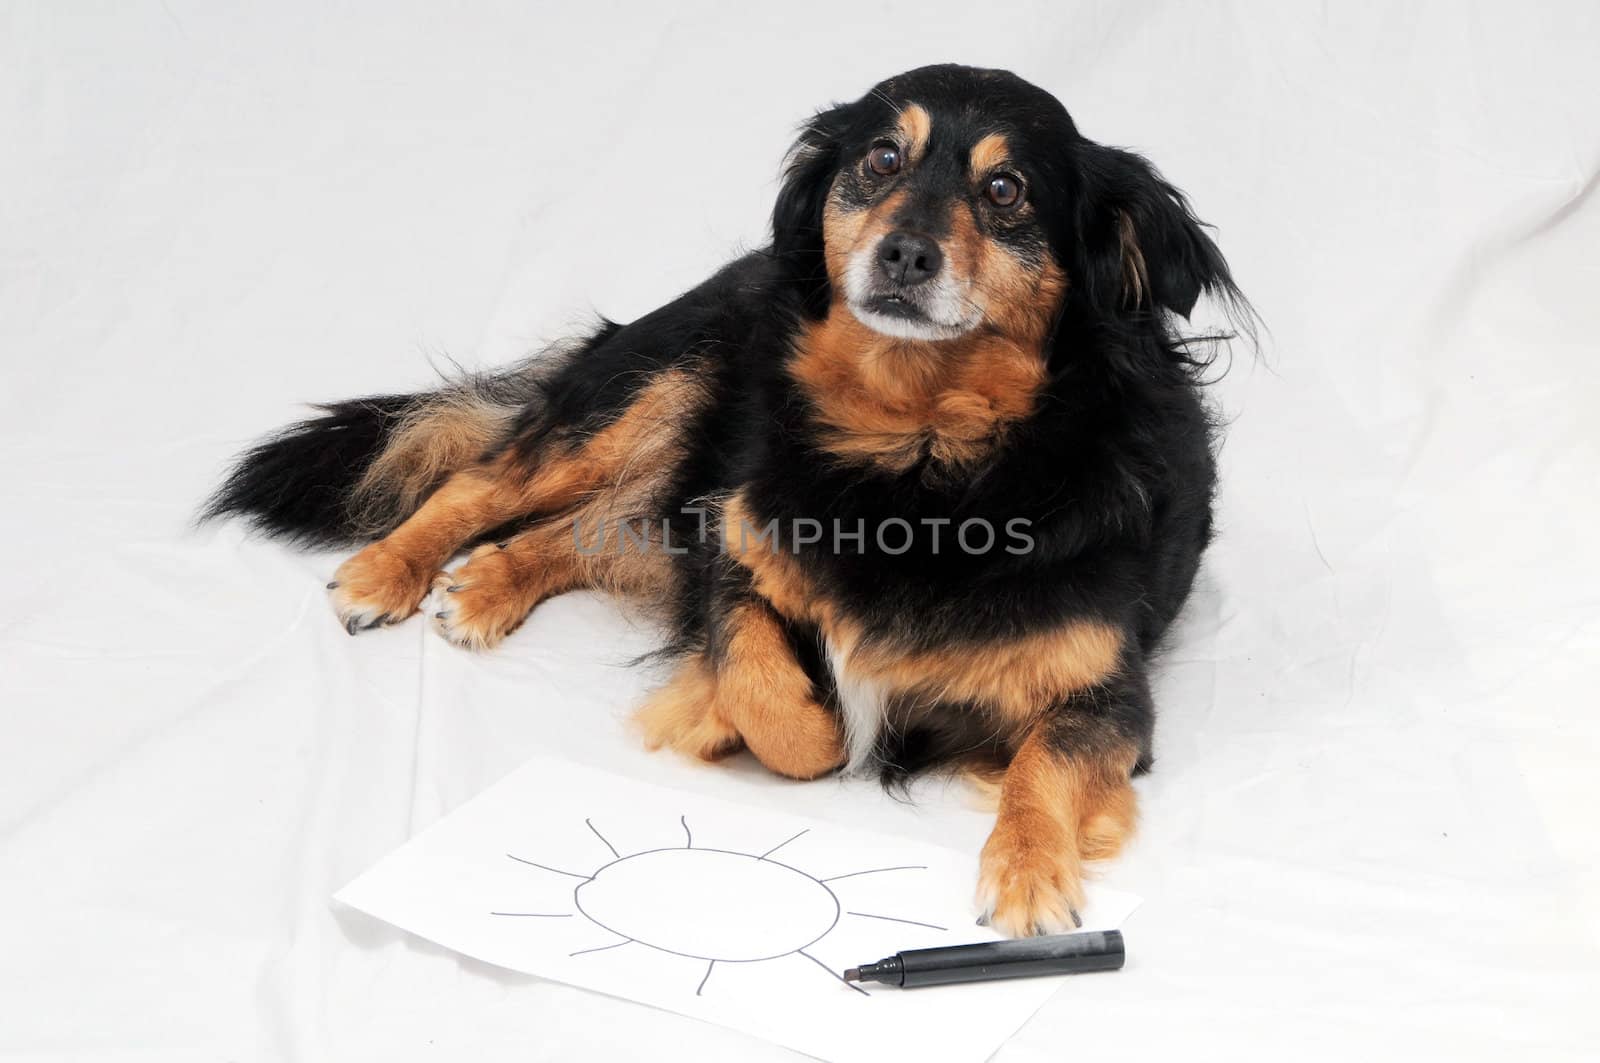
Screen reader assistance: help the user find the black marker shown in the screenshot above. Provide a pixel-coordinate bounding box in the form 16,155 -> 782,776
843,929 -> 1124,988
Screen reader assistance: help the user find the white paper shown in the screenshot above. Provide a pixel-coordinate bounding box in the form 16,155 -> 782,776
335,756 -> 1141,1063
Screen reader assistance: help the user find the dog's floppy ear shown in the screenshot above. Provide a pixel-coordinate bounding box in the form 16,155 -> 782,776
1075,144 -> 1237,320
771,103 -> 855,318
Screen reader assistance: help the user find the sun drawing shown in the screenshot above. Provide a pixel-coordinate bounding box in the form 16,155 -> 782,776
490,816 -> 946,996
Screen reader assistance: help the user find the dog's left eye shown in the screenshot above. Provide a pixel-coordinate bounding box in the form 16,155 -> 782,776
867,142 -> 902,176
986,173 -> 1025,208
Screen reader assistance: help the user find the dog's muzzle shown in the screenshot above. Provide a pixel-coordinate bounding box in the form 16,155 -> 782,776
844,230 -> 982,341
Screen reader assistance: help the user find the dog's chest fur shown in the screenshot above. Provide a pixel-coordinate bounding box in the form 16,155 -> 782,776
823,636 -> 891,774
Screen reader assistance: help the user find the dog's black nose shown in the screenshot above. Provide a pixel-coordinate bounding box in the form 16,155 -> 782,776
876,230 -> 943,287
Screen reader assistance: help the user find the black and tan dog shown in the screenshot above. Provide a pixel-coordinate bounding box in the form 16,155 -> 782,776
206,64 -> 1249,937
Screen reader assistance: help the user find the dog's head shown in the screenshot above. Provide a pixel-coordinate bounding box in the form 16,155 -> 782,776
773,65 -> 1240,350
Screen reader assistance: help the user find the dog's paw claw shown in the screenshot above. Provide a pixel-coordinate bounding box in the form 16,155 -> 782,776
975,832 -> 1085,939
327,545 -> 431,635
427,553 -> 534,652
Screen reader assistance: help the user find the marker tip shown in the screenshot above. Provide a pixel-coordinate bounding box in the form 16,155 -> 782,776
843,968 -> 860,983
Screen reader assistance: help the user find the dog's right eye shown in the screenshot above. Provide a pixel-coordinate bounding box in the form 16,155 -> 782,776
867,142 -> 902,176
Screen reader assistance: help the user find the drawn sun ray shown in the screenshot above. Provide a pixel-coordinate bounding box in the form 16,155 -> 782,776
569,938 -> 633,957
505,853 -> 592,880
498,818 -> 948,997
798,948 -> 869,996
818,864 -> 927,883
759,828 -> 808,860
846,911 -> 948,931
586,817 -> 620,859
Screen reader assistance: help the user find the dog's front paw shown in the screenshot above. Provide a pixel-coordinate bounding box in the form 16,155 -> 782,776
328,543 -> 435,634
974,824 -> 1084,938
736,699 -> 846,781
428,542 -> 534,651
634,657 -> 744,762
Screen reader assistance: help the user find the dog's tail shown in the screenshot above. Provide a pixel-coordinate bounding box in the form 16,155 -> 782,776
202,363 -> 546,548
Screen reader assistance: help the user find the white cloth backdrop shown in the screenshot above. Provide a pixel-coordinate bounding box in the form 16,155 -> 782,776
2,2 -> 1596,1059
